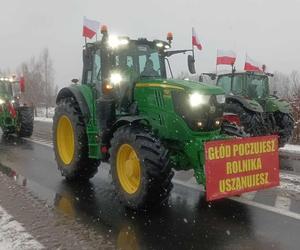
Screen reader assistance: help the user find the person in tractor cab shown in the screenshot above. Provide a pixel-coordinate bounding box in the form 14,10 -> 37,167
141,59 -> 159,77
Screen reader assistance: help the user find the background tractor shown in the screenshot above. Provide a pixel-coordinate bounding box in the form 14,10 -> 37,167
215,71 -> 294,147
0,76 -> 33,137
53,27 -> 236,210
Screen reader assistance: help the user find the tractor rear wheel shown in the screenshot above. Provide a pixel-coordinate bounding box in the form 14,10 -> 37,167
53,98 -> 100,181
225,103 -> 267,136
110,125 -> 174,210
274,112 -> 294,147
16,106 -> 34,137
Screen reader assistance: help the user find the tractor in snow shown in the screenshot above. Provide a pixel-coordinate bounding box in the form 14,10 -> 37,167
53,27 -> 279,210
0,76 -> 33,137
215,71 -> 294,147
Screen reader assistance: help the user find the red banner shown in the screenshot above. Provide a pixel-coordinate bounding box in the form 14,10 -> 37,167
204,135 -> 280,201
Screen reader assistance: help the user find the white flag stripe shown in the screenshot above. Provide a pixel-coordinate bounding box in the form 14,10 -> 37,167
83,17 -> 100,32
0,205 -> 44,249
217,49 -> 236,58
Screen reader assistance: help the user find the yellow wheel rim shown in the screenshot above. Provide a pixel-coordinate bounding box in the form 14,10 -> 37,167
117,144 -> 141,194
56,115 -> 75,165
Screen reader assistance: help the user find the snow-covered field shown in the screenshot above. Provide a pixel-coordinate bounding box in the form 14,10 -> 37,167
35,107 -> 55,119
34,107 -> 54,123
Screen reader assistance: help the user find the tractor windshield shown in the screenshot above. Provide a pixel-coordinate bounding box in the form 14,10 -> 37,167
217,74 -> 269,99
246,75 -> 269,99
0,81 -> 13,98
111,42 -> 166,81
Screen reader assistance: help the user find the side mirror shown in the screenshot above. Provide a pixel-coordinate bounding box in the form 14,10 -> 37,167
188,55 -> 196,74
19,77 -> 25,92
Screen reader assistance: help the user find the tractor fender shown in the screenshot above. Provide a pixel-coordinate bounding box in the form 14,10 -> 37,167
226,95 -> 263,113
56,86 -> 91,123
266,96 -> 293,114
112,116 -> 149,131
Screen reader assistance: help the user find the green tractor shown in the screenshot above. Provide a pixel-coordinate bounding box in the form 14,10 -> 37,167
52,28 -> 241,210
215,71 -> 294,147
0,76 -> 34,137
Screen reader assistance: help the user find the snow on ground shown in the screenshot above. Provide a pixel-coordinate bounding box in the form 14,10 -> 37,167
36,107 -> 55,119
34,107 -> 54,123
280,172 -> 300,193
280,144 -> 300,154
34,117 -> 53,123
0,205 -> 44,250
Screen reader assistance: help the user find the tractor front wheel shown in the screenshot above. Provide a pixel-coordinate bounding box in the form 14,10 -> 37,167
16,106 -> 34,137
225,103 -> 267,136
53,98 -> 100,181
110,125 -> 174,210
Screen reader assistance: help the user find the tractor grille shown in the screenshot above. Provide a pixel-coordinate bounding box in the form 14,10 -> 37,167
172,91 -> 224,132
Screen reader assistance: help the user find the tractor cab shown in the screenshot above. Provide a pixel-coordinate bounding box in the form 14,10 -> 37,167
217,72 -> 269,100
81,29 -> 196,113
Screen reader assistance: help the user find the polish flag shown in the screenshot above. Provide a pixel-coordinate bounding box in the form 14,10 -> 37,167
244,55 -> 263,72
192,27 -> 202,50
82,17 -> 100,39
216,49 -> 236,65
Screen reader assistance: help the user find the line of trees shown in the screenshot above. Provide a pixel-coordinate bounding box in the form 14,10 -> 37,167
20,48 -> 58,117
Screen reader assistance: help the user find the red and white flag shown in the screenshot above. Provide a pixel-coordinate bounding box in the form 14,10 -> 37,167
216,49 -> 236,65
244,55 -> 264,72
192,27 -> 202,50
82,17 -> 100,39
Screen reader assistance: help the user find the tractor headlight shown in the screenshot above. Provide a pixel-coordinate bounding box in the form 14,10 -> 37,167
108,35 -> 129,49
0,99 -> 5,105
110,73 -> 122,85
189,93 -> 210,108
216,94 -> 226,104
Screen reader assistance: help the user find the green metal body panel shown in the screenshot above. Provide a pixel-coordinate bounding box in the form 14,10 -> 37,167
226,95 -> 263,112
133,78 -> 227,184
265,96 -> 293,113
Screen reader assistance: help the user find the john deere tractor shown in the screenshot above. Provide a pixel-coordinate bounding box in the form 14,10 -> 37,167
0,76 -> 33,137
216,71 -> 294,146
53,28 -> 231,210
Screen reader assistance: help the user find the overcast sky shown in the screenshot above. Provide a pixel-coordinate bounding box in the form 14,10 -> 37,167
0,0 -> 299,88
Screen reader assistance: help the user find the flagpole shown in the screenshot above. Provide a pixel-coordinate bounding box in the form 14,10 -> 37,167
216,49 -> 218,75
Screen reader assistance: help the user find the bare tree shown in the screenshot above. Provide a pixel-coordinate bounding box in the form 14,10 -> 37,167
20,48 -> 55,117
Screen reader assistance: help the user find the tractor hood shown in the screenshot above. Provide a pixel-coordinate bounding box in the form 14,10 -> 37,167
137,78 -> 225,95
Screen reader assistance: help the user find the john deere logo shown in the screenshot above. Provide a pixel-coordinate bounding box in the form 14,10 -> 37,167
209,106 -> 216,113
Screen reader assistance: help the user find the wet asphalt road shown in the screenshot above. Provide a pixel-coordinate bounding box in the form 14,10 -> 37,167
1,127 -> 300,249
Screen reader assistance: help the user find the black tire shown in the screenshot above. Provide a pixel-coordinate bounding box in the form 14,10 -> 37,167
53,98 -> 100,181
110,125 -> 174,210
16,106 -> 34,137
225,103 -> 267,136
274,112 -> 294,147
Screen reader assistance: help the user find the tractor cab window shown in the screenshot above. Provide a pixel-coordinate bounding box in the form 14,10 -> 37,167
92,49 -> 101,84
232,75 -> 245,95
139,53 -> 161,78
217,75 -> 231,94
247,75 -> 268,99
0,82 -> 13,96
